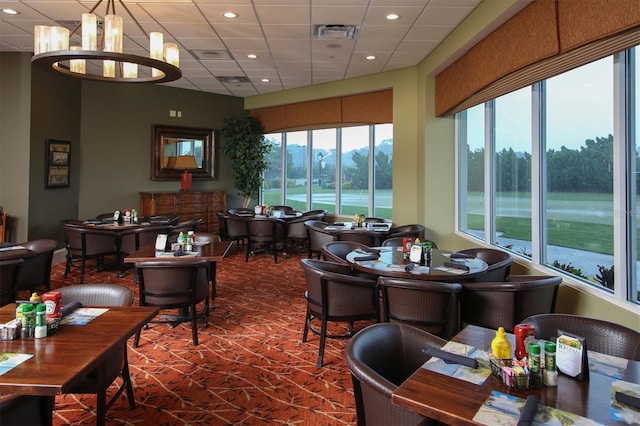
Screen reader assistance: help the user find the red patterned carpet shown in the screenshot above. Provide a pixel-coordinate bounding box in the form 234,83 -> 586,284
40,248 -> 366,425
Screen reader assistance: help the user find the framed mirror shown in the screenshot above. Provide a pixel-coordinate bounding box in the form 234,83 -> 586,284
152,124 -> 216,180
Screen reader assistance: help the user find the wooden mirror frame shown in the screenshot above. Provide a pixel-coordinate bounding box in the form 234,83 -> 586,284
152,124 -> 216,181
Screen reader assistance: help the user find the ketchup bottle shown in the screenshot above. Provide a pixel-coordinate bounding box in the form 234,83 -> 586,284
514,323 -> 536,360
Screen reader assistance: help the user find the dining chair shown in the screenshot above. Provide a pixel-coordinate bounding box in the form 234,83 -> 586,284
245,217 -> 288,263
304,220 -> 337,259
346,322 -> 446,426
120,224 -> 171,256
321,241 -> 369,264
377,277 -> 462,339
0,395 -> 54,426
460,274 -> 562,332
302,209 -> 327,221
216,211 -> 229,241
56,283 -> 136,424
363,217 -> 386,223
457,247 -> 513,282
62,221 -> 117,283
134,260 -> 210,346
171,217 -> 203,235
227,207 -> 255,216
337,230 -> 378,247
273,205 -> 294,212
384,224 -> 425,241
299,258 -> 379,367
381,236 -> 439,249
223,213 -> 250,250
14,238 -> 57,295
0,258 -> 22,307
284,215 -> 310,253
191,232 -> 222,305
520,313 -> 640,361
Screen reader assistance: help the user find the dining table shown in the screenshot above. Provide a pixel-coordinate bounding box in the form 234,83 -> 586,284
123,239 -> 233,264
392,324 -> 640,425
345,246 -> 489,282
0,304 -> 158,424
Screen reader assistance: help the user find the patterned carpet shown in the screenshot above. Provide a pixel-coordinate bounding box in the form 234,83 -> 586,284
39,248 -> 367,425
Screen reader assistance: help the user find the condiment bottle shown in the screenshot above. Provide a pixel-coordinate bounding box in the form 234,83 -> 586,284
543,341 -> 558,386
514,323 -> 535,360
30,292 -> 40,303
528,342 -> 541,373
35,303 -> 47,338
491,327 -> 512,359
22,303 -> 35,337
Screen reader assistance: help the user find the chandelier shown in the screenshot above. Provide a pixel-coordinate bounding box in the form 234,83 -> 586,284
31,0 -> 181,83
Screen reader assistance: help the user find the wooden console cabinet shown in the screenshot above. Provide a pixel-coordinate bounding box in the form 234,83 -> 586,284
140,190 -> 226,234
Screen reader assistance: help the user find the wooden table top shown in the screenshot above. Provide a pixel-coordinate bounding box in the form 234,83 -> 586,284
124,240 -> 233,263
346,247 -> 489,282
392,324 -> 640,425
0,305 -> 158,396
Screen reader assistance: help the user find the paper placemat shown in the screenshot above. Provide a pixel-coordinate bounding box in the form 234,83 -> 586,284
0,353 -> 33,376
611,380 -> 640,425
473,391 -> 603,426
422,341 -> 491,385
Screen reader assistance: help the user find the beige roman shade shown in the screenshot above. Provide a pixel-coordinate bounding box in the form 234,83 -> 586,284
435,0 -> 640,116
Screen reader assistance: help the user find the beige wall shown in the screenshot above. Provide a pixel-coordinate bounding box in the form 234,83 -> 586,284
245,0 -> 639,330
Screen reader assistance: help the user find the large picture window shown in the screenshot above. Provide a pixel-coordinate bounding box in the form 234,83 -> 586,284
263,124 -> 393,219
457,48 -> 638,306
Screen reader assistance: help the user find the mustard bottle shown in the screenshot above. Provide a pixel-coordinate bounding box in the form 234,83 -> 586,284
491,327 -> 512,359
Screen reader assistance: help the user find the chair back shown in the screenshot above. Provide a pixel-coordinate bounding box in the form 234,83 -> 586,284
227,207 -> 254,216
302,209 -> 327,221
121,224 -> 171,255
381,236 -> 438,249
57,283 -> 134,307
363,217 -> 386,223
299,258 -> 378,321
171,218 -> 203,234
378,277 -> 462,339
385,224 -> 425,241
285,215 -> 309,240
304,220 -> 336,259
0,259 -> 22,306
521,313 -> 640,361
135,260 -> 209,308
337,230 -> 378,247
62,222 -> 116,257
247,218 -> 286,244
224,214 -> 249,240
273,205 -> 294,212
15,239 -> 57,293
216,211 -> 229,240
460,274 -> 562,332
458,247 -> 513,281
345,323 -> 446,426
321,241 -> 368,264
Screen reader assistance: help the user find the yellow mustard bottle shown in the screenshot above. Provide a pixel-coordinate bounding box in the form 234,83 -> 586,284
491,326 -> 512,359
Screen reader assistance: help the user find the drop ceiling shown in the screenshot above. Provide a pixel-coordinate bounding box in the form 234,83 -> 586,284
0,0 -> 505,98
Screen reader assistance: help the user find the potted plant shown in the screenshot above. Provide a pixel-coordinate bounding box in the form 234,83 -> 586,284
221,112 -> 272,208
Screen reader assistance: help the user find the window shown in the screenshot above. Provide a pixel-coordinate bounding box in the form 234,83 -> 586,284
261,124 -> 393,219
457,49 -> 639,306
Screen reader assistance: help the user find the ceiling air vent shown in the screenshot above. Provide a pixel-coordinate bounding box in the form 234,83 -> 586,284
217,76 -> 250,84
313,24 -> 359,40
191,50 -> 234,61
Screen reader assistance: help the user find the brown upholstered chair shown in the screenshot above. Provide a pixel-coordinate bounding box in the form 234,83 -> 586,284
192,232 -> 222,304
520,313 -> 640,361
56,283 -> 136,424
321,241 -> 369,264
0,258 -> 22,307
302,209 -> 327,220
227,207 -> 254,216
300,258 -> 379,367
170,218 -> 203,235
62,221 -> 117,283
346,323 -> 446,426
363,217 -> 386,223
457,247 -> 513,282
245,217 -> 287,263
134,260 -> 210,346
338,230 -> 378,247
381,236 -> 438,249
378,277 -> 462,339
385,224 -> 425,241
216,211 -> 229,241
223,214 -> 249,250
273,205 -> 294,212
460,274 -> 562,332
285,215 -> 310,252
120,224 -> 171,256
304,220 -> 336,259
14,239 -> 57,294
0,394 -> 54,426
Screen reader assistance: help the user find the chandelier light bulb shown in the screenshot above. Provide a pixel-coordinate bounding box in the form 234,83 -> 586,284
70,46 -> 86,74
49,26 -> 69,51
104,15 -> 123,53
82,13 -> 97,50
34,25 -> 50,54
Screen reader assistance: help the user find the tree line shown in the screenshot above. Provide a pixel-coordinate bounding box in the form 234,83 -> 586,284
466,134 -> 627,193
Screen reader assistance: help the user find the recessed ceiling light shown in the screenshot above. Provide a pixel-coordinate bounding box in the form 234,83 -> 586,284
247,54 -> 257,59
223,12 -> 237,19
261,78 -> 270,83
2,8 -> 19,15
386,13 -> 400,20
366,55 -> 376,60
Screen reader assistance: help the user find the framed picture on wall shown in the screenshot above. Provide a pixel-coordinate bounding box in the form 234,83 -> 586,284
46,139 -> 70,188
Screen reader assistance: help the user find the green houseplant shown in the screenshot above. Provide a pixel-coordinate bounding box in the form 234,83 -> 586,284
221,112 -> 271,208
